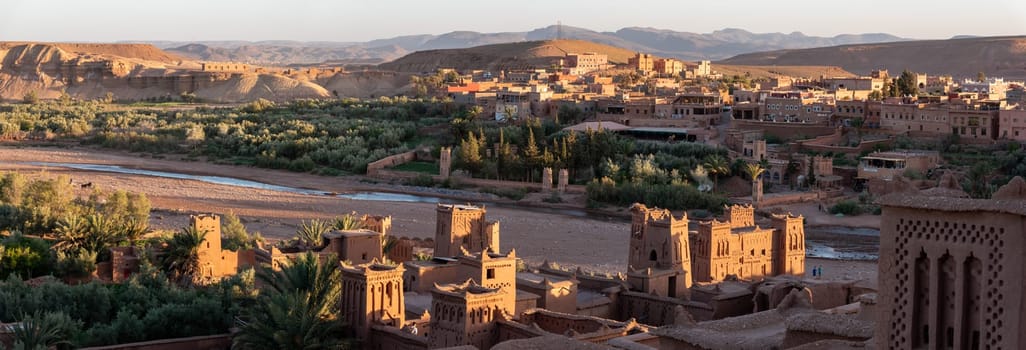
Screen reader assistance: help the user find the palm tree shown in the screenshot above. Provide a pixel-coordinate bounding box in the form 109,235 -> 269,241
745,163 -> 766,203
232,289 -> 348,350
119,218 -> 150,246
257,252 -> 340,305
295,219 -> 331,250
83,214 -> 118,255
703,155 -> 729,191
10,311 -> 75,350
161,226 -> 206,285
332,212 -> 365,231
234,252 -> 348,350
53,216 -> 89,253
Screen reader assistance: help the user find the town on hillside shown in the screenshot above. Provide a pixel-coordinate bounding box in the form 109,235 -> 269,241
3,18 -> 1026,350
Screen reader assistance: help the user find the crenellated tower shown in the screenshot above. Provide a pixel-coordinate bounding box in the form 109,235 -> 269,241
627,204 -> 691,298
434,204 -> 500,257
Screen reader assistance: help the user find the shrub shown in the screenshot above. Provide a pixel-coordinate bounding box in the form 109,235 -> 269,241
1,233 -> 54,278
829,200 -> 864,216
542,192 -> 563,203
405,174 -> 436,187
54,249 -> 98,279
481,187 -> 527,201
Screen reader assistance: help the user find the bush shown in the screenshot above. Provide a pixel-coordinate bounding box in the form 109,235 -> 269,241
542,192 -> 563,203
482,187 -> 528,201
405,174 -> 436,187
54,249 -> 98,279
586,178 -> 727,212
1,233 -> 54,278
829,200 -> 863,216
0,269 -> 252,347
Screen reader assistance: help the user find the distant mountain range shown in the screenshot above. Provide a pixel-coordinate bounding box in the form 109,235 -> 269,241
144,25 -> 909,65
718,36 -> 1026,79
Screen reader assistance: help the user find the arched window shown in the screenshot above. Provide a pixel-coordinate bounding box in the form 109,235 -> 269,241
649,250 -> 658,261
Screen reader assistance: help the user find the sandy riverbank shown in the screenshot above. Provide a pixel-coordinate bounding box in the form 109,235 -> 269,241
0,145 -> 878,283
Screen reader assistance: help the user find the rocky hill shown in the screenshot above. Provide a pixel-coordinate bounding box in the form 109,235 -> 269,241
146,25 -> 907,65
168,43 -> 404,66
0,42 -> 412,102
718,36 -> 1026,79
377,39 -> 637,72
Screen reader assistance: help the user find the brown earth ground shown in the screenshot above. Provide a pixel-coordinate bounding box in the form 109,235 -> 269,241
0,146 -> 876,284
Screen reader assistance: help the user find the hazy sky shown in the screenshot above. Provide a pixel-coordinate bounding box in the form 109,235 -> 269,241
3,0 -> 1025,42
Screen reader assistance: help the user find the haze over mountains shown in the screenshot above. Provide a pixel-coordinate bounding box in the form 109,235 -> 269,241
153,25 -> 908,65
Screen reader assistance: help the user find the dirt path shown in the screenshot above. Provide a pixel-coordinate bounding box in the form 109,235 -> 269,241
0,145 -> 879,283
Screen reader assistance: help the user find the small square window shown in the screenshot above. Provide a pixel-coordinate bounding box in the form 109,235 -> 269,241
486,268 -> 495,279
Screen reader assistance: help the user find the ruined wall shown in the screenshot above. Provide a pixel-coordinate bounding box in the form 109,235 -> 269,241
495,320 -> 546,344
617,291 -> 690,326
366,150 -> 418,176
518,309 -> 623,336
731,119 -> 836,141
368,325 -> 429,350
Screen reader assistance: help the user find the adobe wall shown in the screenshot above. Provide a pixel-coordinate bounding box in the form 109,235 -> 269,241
731,120 -> 836,140
781,331 -> 869,349
516,282 -> 577,314
748,191 -> 827,207
78,334 -> 231,350
403,263 -> 462,293
877,204 -> 1026,349
368,325 -> 429,350
534,264 -> 623,291
576,299 -> 616,320
366,150 -> 419,176
495,319 -> 546,344
518,309 -> 631,337
617,291 -> 690,326
798,137 -> 893,156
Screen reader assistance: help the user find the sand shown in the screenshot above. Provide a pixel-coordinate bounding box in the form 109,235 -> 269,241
0,145 -> 878,283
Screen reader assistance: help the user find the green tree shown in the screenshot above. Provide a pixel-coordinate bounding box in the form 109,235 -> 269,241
457,132 -> 483,175
332,212 -> 364,231
745,162 -> 765,202
0,172 -> 27,206
8,311 -> 78,350
557,105 -> 584,125
896,69 -> 919,96
234,252 -> 348,350
294,219 -> 330,250
221,211 -> 259,251
160,226 -> 206,285
54,248 -> 98,279
702,155 -> 729,191
962,162 -> 996,199
806,162 -> 817,188
523,128 -> 541,181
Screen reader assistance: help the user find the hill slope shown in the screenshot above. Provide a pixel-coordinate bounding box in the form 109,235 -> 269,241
718,36 -> 1026,79
0,42 -> 409,102
148,25 -> 907,65
378,39 -> 637,72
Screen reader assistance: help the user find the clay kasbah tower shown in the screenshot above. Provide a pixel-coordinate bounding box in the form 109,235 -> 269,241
878,177 -> 1026,349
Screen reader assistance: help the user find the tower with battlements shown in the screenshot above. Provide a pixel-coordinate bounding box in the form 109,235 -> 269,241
341,260 -> 405,341
434,204 -> 499,257
626,204 -> 691,298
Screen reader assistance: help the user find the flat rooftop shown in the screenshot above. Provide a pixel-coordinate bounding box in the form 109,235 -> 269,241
517,271 -> 573,285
